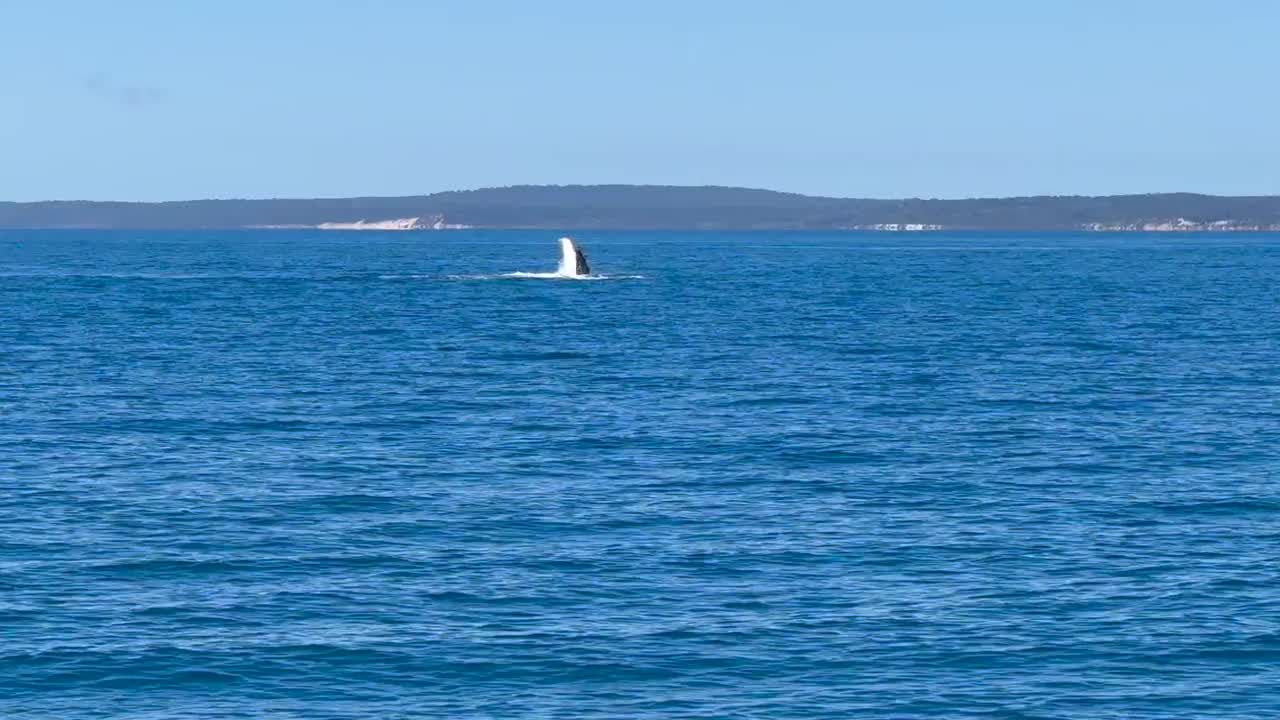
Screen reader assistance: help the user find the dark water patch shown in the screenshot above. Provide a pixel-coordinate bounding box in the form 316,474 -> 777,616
489,350 -> 595,362
278,493 -> 416,513
718,395 -> 822,407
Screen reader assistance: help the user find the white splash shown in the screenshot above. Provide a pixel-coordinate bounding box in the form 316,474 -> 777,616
438,272 -> 643,281
507,271 -> 580,279
557,237 -> 589,278
431,238 -> 643,280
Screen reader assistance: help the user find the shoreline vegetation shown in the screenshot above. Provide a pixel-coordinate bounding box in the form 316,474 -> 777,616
4,185 -> 1280,231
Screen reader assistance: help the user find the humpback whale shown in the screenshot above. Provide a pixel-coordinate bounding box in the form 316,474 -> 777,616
557,237 -> 591,278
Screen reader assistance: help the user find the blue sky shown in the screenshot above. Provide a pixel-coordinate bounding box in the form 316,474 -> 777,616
3,0 -> 1278,201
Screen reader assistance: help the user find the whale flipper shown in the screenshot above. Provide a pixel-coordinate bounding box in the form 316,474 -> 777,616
558,237 -> 591,277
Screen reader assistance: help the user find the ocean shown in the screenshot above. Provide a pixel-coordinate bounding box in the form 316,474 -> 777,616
3,229 -> 1279,718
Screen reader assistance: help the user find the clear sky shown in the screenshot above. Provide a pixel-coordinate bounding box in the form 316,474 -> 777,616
3,0 -> 1278,201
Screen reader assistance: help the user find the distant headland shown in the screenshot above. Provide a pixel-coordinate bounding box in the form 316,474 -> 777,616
3,185 -> 1280,232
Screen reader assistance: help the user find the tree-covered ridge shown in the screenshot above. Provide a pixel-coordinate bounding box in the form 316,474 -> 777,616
3,185 -> 1280,230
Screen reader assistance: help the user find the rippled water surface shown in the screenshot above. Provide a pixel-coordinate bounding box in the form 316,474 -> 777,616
3,230 -> 1280,718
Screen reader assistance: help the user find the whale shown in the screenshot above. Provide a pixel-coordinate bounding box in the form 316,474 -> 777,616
557,237 -> 591,278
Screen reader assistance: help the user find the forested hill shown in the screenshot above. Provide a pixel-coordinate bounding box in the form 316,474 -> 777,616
3,185 -> 1280,230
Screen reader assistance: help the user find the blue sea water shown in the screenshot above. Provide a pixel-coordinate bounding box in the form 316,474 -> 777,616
3,229 -> 1280,719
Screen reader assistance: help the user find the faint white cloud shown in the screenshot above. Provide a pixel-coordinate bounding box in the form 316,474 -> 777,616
84,73 -> 170,107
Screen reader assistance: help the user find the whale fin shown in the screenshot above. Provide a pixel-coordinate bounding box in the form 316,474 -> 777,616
558,237 -> 591,277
